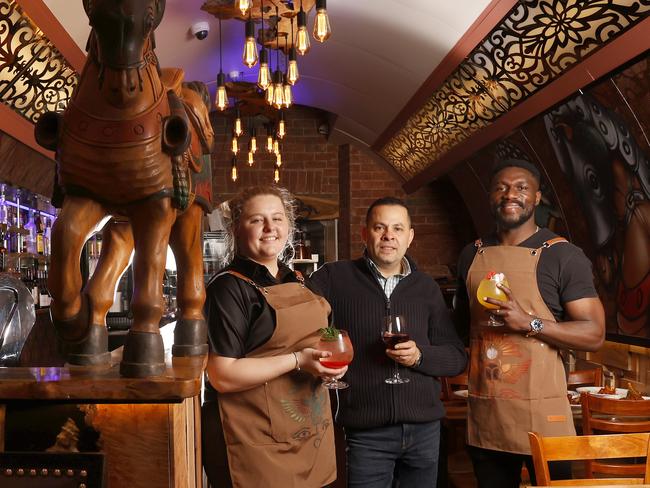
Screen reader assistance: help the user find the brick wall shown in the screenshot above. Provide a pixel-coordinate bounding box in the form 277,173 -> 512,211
210,106 -> 338,202
347,146 -> 466,278
210,106 -> 469,277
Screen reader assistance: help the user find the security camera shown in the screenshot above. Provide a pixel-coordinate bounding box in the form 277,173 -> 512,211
191,21 -> 209,40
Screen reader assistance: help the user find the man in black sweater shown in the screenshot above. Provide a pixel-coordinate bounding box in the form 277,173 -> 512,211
311,196 -> 467,487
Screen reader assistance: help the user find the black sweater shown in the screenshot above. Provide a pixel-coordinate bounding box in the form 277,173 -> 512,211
311,257 -> 467,429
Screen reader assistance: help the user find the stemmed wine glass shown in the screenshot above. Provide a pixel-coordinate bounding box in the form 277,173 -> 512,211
476,271 -> 509,326
318,329 -> 354,389
382,315 -> 410,384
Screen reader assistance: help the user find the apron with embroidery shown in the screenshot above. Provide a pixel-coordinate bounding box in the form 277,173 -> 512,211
217,271 -> 336,487
466,238 -> 575,454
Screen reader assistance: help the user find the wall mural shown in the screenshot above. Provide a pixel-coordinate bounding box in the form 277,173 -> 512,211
380,0 -> 650,180
544,82 -> 650,340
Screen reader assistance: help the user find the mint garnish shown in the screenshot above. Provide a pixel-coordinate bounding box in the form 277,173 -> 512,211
319,326 -> 341,341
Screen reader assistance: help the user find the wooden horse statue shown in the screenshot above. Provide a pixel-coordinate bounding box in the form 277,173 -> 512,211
34,0 -> 214,377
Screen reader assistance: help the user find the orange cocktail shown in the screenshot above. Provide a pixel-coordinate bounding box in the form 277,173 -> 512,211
476,271 -> 509,325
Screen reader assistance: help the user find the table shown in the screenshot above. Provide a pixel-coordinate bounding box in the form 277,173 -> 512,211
0,321 -> 206,488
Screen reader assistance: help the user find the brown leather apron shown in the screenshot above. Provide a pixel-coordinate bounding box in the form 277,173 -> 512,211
466,238 -> 575,454
217,271 -> 336,487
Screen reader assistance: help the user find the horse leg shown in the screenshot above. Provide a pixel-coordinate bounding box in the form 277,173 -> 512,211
84,220 -> 134,327
168,203 -> 208,357
49,195 -> 110,365
120,197 -> 175,377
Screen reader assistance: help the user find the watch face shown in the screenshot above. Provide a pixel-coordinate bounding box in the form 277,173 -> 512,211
531,318 -> 543,332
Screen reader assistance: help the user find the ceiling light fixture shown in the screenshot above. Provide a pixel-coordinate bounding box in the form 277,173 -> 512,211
313,0 -> 331,42
274,164 -> 280,183
248,150 -> 254,166
231,135 -> 239,154
296,1 -> 310,55
266,126 -> 274,152
215,17 -> 228,111
242,10 -> 258,68
250,127 -> 257,153
257,1 -> 271,90
271,12 -> 285,109
231,156 -> 238,181
277,111 -> 286,139
234,108 -> 243,137
238,0 -> 251,16
287,17 -> 299,85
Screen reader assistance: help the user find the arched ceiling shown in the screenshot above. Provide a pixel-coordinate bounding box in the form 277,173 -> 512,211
4,0 -> 650,191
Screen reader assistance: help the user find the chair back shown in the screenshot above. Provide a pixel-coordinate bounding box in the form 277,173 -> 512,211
567,367 -> 603,389
528,431 -> 650,486
581,394 -> 650,478
441,372 -> 468,401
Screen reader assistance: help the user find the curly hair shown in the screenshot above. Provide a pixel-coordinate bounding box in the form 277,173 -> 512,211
223,185 -> 297,265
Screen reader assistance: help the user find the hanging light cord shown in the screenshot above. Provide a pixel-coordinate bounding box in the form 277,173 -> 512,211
219,17 -> 223,73
276,6 -> 280,68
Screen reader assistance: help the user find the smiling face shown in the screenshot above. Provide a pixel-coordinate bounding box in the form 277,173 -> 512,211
236,194 -> 290,268
362,204 -> 414,276
489,166 -> 542,230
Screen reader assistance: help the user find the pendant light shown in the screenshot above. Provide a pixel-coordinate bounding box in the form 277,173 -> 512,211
265,83 -> 274,105
274,164 -> 280,183
231,135 -> 239,154
231,156 -> 238,182
273,138 -> 280,155
271,7 -> 284,109
250,127 -> 257,153
215,18 -> 228,111
296,1 -> 310,55
242,10 -> 258,68
276,151 -> 282,167
287,18 -> 299,85
238,0 -> 251,16
282,38 -> 293,108
257,1 -> 271,89
312,0 -> 331,42
234,109 -> 243,137
248,150 -> 254,166
283,82 -> 292,108
277,111 -> 286,139
266,125 -> 274,153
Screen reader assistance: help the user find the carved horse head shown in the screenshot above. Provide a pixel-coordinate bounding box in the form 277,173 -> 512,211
82,0 -> 166,107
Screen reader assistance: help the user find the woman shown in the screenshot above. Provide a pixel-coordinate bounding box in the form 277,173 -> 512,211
202,185 -> 346,488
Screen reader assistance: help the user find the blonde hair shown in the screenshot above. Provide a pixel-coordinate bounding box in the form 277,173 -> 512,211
224,185 -> 297,265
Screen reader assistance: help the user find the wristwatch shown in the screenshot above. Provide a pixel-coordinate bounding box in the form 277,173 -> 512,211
526,318 -> 544,337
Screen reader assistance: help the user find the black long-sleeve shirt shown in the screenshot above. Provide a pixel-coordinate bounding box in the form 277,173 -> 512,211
311,257 -> 467,429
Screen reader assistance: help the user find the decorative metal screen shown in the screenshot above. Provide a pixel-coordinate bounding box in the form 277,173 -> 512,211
0,1 -> 78,123
380,0 -> 650,179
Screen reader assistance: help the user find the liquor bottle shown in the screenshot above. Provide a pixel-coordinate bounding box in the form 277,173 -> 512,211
30,267 -> 40,307
0,228 -> 7,272
24,209 -> 37,254
35,213 -> 45,255
44,218 -> 52,256
39,269 -> 51,307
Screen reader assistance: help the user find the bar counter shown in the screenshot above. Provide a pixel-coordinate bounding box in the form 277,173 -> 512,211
0,321 -> 206,488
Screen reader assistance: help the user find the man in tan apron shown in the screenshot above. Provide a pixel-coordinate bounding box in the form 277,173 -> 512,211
454,159 -> 605,487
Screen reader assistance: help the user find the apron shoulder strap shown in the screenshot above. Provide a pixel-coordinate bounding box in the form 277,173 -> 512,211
474,238 -> 483,248
531,237 -> 569,255
216,270 -> 268,294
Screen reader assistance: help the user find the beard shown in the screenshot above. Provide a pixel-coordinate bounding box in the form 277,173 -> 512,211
492,202 -> 536,230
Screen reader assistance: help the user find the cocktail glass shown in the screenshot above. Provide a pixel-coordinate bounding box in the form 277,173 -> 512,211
318,329 -> 354,390
476,271 -> 509,326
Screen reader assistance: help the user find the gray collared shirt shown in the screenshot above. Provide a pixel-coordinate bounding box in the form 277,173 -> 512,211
365,253 -> 412,299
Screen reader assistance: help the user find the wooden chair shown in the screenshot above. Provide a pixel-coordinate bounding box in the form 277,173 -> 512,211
528,431 -> 650,486
441,371 -> 469,401
567,367 -> 603,389
581,393 -> 650,478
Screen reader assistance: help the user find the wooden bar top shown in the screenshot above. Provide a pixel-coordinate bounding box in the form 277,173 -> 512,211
0,323 -> 206,402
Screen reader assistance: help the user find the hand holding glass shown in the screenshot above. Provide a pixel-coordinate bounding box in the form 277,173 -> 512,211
476,271 -> 509,326
382,315 -> 410,384
318,329 -> 354,390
